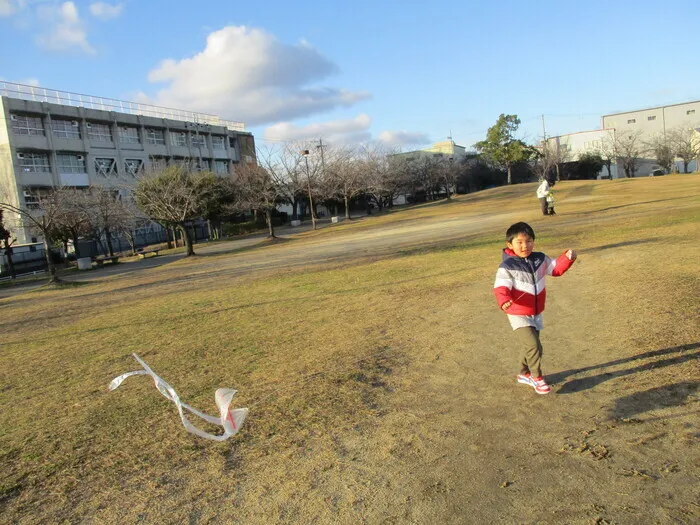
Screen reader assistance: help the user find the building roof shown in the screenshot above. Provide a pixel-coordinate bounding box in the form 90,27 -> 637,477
0,80 -> 245,131
601,99 -> 700,118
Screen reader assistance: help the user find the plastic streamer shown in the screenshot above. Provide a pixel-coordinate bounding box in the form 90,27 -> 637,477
109,353 -> 248,441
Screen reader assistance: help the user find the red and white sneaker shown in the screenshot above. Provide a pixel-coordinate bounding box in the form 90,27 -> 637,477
517,373 -> 535,387
531,376 -> 551,395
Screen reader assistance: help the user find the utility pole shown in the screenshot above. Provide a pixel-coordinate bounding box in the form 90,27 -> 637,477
541,115 -> 548,180
316,138 -> 326,172
301,150 -> 317,230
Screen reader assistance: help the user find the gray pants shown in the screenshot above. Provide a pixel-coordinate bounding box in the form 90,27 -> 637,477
540,197 -> 549,216
515,326 -> 543,378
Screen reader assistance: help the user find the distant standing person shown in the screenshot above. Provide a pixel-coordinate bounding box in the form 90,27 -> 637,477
546,181 -> 556,215
536,178 -> 551,216
493,222 -> 577,394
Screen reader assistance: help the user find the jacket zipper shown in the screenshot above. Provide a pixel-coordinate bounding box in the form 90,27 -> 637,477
526,257 -> 538,314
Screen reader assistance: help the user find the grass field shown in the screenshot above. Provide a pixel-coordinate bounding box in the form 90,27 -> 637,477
1,175 -> 699,524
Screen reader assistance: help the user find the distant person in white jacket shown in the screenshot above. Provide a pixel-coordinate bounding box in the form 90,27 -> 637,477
536,178 -> 551,216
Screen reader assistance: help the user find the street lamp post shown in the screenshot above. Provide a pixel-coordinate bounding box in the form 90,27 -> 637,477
302,150 -> 317,230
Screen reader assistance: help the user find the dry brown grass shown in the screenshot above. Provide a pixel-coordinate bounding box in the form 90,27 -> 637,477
1,175 -> 699,524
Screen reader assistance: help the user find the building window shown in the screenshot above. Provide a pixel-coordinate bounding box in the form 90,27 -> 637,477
193,159 -> 210,171
688,109 -> 696,115
51,119 -> 81,139
627,119 -> 636,124
171,131 -> 187,147
22,188 -> 48,209
124,159 -> 143,177
647,116 -> 656,121
214,160 -> 229,174
17,152 -> 51,173
145,128 -> 165,145
212,136 -> 226,150
10,114 -> 45,136
119,126 -> 140,144
191,134 -> 205,148
228,137 -> 237,148
95,158 -> 117,178
56,153 -> 86,174
148,156 -> 168,171
87,122 -> 112,142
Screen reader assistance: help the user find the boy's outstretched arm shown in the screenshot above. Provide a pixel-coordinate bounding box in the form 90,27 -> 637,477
549,249 -> 577,276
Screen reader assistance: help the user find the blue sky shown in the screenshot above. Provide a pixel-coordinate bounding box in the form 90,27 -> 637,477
1,0 -> 699,150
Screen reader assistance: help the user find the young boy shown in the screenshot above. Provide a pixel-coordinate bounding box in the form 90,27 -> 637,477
493,222 -> 576,394
546,190 -> 556,215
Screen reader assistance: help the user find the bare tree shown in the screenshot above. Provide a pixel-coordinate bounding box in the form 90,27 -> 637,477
645,135 -> 674,173
667,126 -> 700,173
232,161 -> 286,238
615,130 -> 644,178
51,187 -> 92,259
598,134 -> 617,179
362,144 -> 402,212
533,141 -> 558,182
323,145 -> 367,219
133,166 -> 218,256
0,209 -> 17,279
0,186 -> 65,282
255,145 -> 302,220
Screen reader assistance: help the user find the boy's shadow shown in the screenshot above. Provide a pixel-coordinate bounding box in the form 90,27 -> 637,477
607,381 -> 698,420
550,342 -> 699,394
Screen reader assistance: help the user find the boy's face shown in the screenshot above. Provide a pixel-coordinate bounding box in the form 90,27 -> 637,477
507,233 -> 534,258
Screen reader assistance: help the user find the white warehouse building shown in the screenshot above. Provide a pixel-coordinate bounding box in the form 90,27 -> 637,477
544,100 -> 700,179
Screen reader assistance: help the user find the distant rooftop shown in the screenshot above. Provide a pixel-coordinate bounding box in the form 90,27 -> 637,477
0,81 -> 245,132
602,99 -> 700,118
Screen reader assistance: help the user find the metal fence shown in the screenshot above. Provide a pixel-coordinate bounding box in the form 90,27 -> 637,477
1,81 -> 245,131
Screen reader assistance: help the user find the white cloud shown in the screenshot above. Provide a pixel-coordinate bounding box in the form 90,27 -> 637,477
142,26 -> 371,126
0,0 -> 16,16
377,131 -> 431,148
36,1 -> 95,55
264,114 -> 372,143
89,1 -> 122,20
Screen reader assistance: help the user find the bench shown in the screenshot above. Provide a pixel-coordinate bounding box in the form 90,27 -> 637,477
94,255 -> 120,266
136,249 -> 159,259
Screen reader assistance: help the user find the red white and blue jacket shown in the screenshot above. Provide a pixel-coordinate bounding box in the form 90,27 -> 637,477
493,248 -> 574,316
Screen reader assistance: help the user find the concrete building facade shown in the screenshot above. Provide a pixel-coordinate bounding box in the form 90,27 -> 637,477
601,100 -> 700,139
544,100 -> 700,179
0,81 -> 256,243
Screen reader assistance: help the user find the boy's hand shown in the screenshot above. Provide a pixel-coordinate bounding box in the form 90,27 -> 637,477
566,249 -> 577,261
501,300 -> 513,311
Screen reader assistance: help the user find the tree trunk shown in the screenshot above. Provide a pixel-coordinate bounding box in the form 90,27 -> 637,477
105,227 -> 115,256
126,232 -> 136,256
555,163 -> 561,182
507,163 -> 512,185
180,224 -> 195,256
265,209 -> 275,238
164,226 -> 173,249
170,227 -> 178,247
344,195 -> 350,219
41,222 -> 59,282
3,242 -> 16,279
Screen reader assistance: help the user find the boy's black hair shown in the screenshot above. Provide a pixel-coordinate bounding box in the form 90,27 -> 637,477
506,222 -> 535,243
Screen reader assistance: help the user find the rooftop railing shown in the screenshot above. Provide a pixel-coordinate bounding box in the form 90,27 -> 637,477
0,81 -> 245,131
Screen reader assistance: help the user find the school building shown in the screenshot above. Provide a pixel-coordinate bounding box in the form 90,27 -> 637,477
0,81 -> 256,244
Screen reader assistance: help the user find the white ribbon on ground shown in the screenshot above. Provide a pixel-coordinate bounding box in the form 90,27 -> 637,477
109,353 -> 248,441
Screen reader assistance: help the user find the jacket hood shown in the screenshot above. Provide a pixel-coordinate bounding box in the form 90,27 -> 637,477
502,248 -> 517,261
